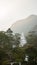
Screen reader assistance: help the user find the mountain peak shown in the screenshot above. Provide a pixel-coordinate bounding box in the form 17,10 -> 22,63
11,14 -> 37,36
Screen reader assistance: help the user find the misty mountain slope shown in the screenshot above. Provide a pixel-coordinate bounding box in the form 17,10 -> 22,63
11,15 -> 37,36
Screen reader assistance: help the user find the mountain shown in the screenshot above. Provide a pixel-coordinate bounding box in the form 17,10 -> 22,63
11,15 -> 37,36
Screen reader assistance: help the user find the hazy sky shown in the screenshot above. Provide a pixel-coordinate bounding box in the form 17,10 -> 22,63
0,0 -> 37,31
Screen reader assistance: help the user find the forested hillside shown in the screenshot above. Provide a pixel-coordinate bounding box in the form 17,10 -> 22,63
0,29 -> 37,65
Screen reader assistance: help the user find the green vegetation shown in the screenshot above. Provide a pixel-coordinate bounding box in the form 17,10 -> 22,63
0,30 -> 37,65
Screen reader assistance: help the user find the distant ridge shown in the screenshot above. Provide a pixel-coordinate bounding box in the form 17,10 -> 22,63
10,15 -> 37,36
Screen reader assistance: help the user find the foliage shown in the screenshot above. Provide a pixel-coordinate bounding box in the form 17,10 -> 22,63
26,32 -> 37,47
0,31 -> 37,65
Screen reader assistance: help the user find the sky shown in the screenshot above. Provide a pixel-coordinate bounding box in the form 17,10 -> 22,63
0,0 -> 37,31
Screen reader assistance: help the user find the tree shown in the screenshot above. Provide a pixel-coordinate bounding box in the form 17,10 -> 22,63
0,48 -> 9,65
26,31 -> 37,47
25,46 -> 37,64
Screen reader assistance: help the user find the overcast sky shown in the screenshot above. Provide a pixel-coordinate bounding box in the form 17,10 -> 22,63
0,0 -> 37,31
